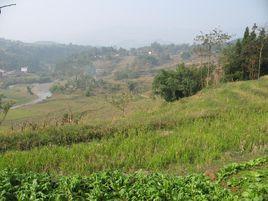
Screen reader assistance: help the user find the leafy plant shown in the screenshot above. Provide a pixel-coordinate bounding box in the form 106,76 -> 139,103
152,63 -> 203,102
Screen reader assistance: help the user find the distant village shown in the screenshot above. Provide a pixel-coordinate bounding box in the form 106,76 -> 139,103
0,66 -> 28,78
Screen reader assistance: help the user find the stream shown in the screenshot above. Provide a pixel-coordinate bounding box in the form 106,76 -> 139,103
11,82 -> 53,109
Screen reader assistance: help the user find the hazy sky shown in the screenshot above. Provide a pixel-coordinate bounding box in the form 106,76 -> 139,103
0,0 -> 267,47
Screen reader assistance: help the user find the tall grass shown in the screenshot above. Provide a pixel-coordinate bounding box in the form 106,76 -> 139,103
0,77 -> 267,175
0,108 -> 266,175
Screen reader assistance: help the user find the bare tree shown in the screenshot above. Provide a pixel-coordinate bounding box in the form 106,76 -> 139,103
106,92 -> 132,117
0,4 -> 16,14
257,27 -> 267,79
193,44 -> 206,88
195,28 -> 231,86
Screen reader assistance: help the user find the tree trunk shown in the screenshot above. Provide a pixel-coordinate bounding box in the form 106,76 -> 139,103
200,53 -> 204,88
0,112 -> 8,126
258,44 -> 264,80
207,45 -> 212,87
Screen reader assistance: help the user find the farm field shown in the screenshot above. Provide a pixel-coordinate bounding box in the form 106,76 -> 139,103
0,1 -> 267,200
0,84 -> 37,106
0,157 -> 267,200
0,77 -> 267,200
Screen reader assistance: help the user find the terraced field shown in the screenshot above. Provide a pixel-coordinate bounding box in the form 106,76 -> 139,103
0,76 -> 267,200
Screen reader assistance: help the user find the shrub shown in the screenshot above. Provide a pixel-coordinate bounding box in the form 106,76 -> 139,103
152,63 -> 202,102
49,83 -> 65,94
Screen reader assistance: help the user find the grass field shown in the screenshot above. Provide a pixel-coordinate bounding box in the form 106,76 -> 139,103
0,76 -> 267,200
0,84 -> 37,106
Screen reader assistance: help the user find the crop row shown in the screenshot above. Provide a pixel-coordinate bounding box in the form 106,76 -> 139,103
0,170 -> 233,201
0,157 -> 267,201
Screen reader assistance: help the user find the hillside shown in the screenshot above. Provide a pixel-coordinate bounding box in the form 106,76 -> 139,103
0,38 -> 93,72
0,38 -> 191,77
0,1 -> 267,199
0,77 -> 267,200
1,76 -> 267,173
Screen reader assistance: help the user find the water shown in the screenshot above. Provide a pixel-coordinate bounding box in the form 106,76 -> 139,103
12,82 -> 53,109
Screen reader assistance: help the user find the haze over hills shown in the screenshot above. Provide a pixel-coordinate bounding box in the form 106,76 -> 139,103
0,0 -> 268,200
0,0 -> 267,47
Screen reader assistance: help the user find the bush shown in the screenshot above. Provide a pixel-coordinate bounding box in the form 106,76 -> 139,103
49,83 -> 65,94
152,63 -> 202,102
85,87 -> 92,97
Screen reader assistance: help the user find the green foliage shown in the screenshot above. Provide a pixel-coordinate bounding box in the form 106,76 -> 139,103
0,169 -> 235,200
50,74 -> 110,96
227,169 -> 268,200
1,77 -> 267,174
0,95 -> 15,126
26,86 -> 33,96
106,92 -> 133,116
217,157 -> 267,183
0,38 -> 94,73
216,157 -> 268,200
152,63 -> 203,102
127,81 -> 140,94
222,24 -> 268,81
0,124 -> 114,153
85,87 -> 92,97
49,83 -> 65,94
0,157 -> 267,200
221,39 -> 244,81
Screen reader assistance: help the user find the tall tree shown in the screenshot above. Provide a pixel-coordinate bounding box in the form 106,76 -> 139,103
257,28 -> 266,79
222,24 -> 268,81
241,27 -> 250,79
195,28 -> 231,86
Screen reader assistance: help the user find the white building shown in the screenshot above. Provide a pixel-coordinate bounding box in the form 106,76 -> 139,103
21,67 -> 28,73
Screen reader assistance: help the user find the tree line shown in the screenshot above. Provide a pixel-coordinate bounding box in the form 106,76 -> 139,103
222,24 -> 268,81
153,24 -> 268,102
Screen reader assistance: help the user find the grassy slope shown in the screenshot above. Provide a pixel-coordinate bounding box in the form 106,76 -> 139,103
0,77 -> 267,176
0,85 -> 37,106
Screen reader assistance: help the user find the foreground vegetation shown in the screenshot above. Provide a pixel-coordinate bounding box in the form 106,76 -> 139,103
0,74 -> 267,201
0,77 -> 267,175
0,157 -> 267,200
0,24 -> 267,200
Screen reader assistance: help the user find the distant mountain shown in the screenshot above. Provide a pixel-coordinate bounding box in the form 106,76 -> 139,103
0,38 -> 92,72
34,41 -> 61,46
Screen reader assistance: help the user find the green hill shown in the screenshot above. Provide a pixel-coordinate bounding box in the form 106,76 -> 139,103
0,77 -> 267,200
0,76 -> 267,174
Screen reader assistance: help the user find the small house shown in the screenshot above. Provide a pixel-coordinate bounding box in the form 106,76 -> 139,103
21,67 -> 28,73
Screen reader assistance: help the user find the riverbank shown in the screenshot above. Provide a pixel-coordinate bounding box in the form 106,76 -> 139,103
11,82 -> 53,109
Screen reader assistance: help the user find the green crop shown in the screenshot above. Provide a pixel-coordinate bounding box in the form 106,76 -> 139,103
0,170 -> 234,201
1,157 -> 267,201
